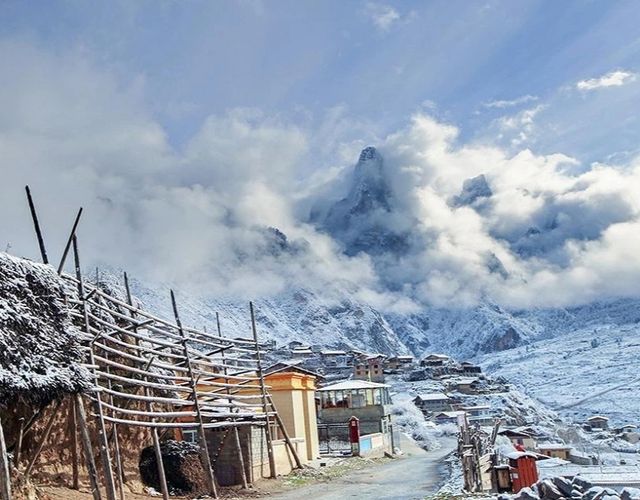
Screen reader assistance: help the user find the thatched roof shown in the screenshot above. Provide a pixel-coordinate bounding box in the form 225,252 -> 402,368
0,252 -> 92,407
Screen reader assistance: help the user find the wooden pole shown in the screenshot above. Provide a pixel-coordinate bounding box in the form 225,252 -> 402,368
57,207 -> 83,274
249,302 -> 276,479
123,273 -> 169,500
94,293 -> 126,500
25,185 -> 49,264
216,313 -> 248,489
0,416 -> 11,500
71,398 -> 80,489
73,236 -> 117,500
75,394 -> 102,500
267,395 -> 303,469
24,400 -> 63,479
171,290 -> 218,498
13,418 -> 24,471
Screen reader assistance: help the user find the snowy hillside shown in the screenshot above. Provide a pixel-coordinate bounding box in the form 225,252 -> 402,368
480,322 -> 640,426
99,272 -> 410,355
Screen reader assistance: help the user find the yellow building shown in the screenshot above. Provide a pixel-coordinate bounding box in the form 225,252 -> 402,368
186,369 -> 319,485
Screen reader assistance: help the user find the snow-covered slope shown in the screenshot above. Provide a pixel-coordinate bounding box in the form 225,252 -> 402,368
103,273 -> 410,355
480,321 -> 640,426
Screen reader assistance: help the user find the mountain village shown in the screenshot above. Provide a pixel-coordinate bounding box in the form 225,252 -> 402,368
3,4 -> 640,498
2,225 -> 640,500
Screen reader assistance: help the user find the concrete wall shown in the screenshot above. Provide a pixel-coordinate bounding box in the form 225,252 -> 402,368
359,432 -> 388,457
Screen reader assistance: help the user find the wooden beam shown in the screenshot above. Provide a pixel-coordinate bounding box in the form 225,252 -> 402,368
24,400 -> 63,479
57,207 -> 83,274
24,185 -> 49,264
0,416 -> 12,500
13,418 -> 24,471
267,395 -> 303,469
71,398 -> 79,490
171,290 -> 218,498
250,302 -> 276,479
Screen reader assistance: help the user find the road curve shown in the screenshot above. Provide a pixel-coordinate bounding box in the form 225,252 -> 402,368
271,435 -> 457,500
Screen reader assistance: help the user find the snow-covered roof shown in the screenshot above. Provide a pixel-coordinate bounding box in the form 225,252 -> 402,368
455,377 -> 480,385
0,252 -> 92,405
434,411 -> 465,418
414,392 -> 450,401
587,415 -> 610,421
459,404 -> 490,410
318,380 -> 389,391
537,443 -> 572,450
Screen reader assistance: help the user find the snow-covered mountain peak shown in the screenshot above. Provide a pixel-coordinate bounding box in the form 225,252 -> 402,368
451,173 -> 492,208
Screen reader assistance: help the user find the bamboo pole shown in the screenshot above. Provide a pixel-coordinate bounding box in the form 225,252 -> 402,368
57,207 -> 83,274
216,313 -> 248,489
171,290 -> 218,498
24,185 -> 48,264
123,273 -> 169,500
73,236 -> 117,500
0,416 -> 11,500
24,399 -> 63,479
75,394 -> 102,500
249,302 -> 276,479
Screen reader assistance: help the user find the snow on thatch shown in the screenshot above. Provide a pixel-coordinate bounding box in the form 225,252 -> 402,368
0,252 -> 92,406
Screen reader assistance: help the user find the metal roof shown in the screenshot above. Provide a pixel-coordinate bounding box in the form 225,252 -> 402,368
318,380 -> 389,391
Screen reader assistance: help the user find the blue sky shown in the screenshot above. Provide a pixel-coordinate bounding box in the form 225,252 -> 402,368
2,0 -> 639,163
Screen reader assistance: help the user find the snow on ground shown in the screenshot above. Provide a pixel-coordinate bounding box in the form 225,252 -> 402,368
480,324 -> 640,426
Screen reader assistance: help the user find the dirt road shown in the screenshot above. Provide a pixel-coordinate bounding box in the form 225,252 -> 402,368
271,435 -> 457,500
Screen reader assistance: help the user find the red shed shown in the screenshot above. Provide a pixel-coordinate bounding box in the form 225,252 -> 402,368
506,451 -> 538,492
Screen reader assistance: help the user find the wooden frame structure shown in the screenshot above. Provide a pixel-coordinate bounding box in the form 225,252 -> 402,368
0,188 -> 304,500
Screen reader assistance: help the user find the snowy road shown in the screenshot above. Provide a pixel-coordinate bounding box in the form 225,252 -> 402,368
271,435 -> 457,500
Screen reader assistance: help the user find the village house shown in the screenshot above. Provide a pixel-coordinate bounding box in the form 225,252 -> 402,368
420,353 -> 452,367
290,345 -> 314,360
458,404 -> 493,426
413,393 -> 452,413
450,377 -> 482,394
353,354 -> 386,382
615,424 -> 640,443
586,415 -> 610,430
459,361 -> 482,375
319,350 -> 350,367
536,443 -> 573,460
432,410 -> 466,425
384,355 -> 414,371
499,429 -> 537,450
317,380 -> 393,437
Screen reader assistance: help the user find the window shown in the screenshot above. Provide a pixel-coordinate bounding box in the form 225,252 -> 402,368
373,389 -> 382,405
365,389 -> 374,406
352,389 -> 366,408
183,430 -> 198,443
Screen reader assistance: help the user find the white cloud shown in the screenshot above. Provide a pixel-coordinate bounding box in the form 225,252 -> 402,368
482,94 -> 538,109
364,2 -> 401,32
576,70 -> 637,91
6,41 -> 640,312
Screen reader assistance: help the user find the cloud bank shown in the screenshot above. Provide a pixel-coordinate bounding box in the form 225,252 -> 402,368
2,41 -> 640,312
